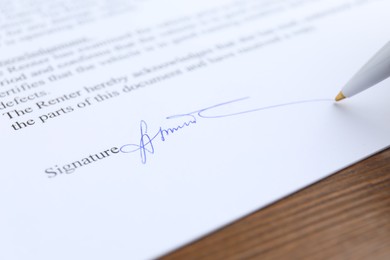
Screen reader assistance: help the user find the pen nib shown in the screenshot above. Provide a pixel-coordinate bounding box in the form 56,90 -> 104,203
335,91 -> 346,102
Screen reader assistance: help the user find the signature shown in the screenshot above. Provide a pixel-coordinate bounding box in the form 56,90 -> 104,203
120,97 -> 332,163
120,115 -> 197,164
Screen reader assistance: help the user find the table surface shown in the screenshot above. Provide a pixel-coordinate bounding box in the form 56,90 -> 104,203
162,148 -> 390,260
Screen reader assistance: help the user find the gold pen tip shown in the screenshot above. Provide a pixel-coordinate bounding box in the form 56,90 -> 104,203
335,91 -> 346,102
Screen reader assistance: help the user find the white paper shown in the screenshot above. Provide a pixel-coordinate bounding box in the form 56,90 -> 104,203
1,0 -> 390,259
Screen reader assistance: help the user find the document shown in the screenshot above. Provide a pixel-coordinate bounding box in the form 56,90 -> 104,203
1,0 -> 390,259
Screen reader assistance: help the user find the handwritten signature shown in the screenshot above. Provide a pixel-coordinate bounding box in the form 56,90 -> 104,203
120,97 -> 332,164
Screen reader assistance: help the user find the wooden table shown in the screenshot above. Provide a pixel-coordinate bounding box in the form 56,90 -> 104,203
163,149 -> 390,260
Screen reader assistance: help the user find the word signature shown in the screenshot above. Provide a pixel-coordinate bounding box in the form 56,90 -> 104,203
120,97 -> 332,163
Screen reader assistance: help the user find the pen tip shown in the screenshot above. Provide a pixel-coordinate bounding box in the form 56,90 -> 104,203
335,91 -> 346,102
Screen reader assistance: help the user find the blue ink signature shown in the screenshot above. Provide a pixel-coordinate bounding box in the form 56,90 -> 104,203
120,115 -> 197,164
120,97 -> 332,164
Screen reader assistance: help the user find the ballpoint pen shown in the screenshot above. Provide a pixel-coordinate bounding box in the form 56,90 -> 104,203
335,41 -> 390,101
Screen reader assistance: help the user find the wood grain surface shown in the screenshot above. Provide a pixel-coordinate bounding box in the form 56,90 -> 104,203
162,148 -> 390,260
